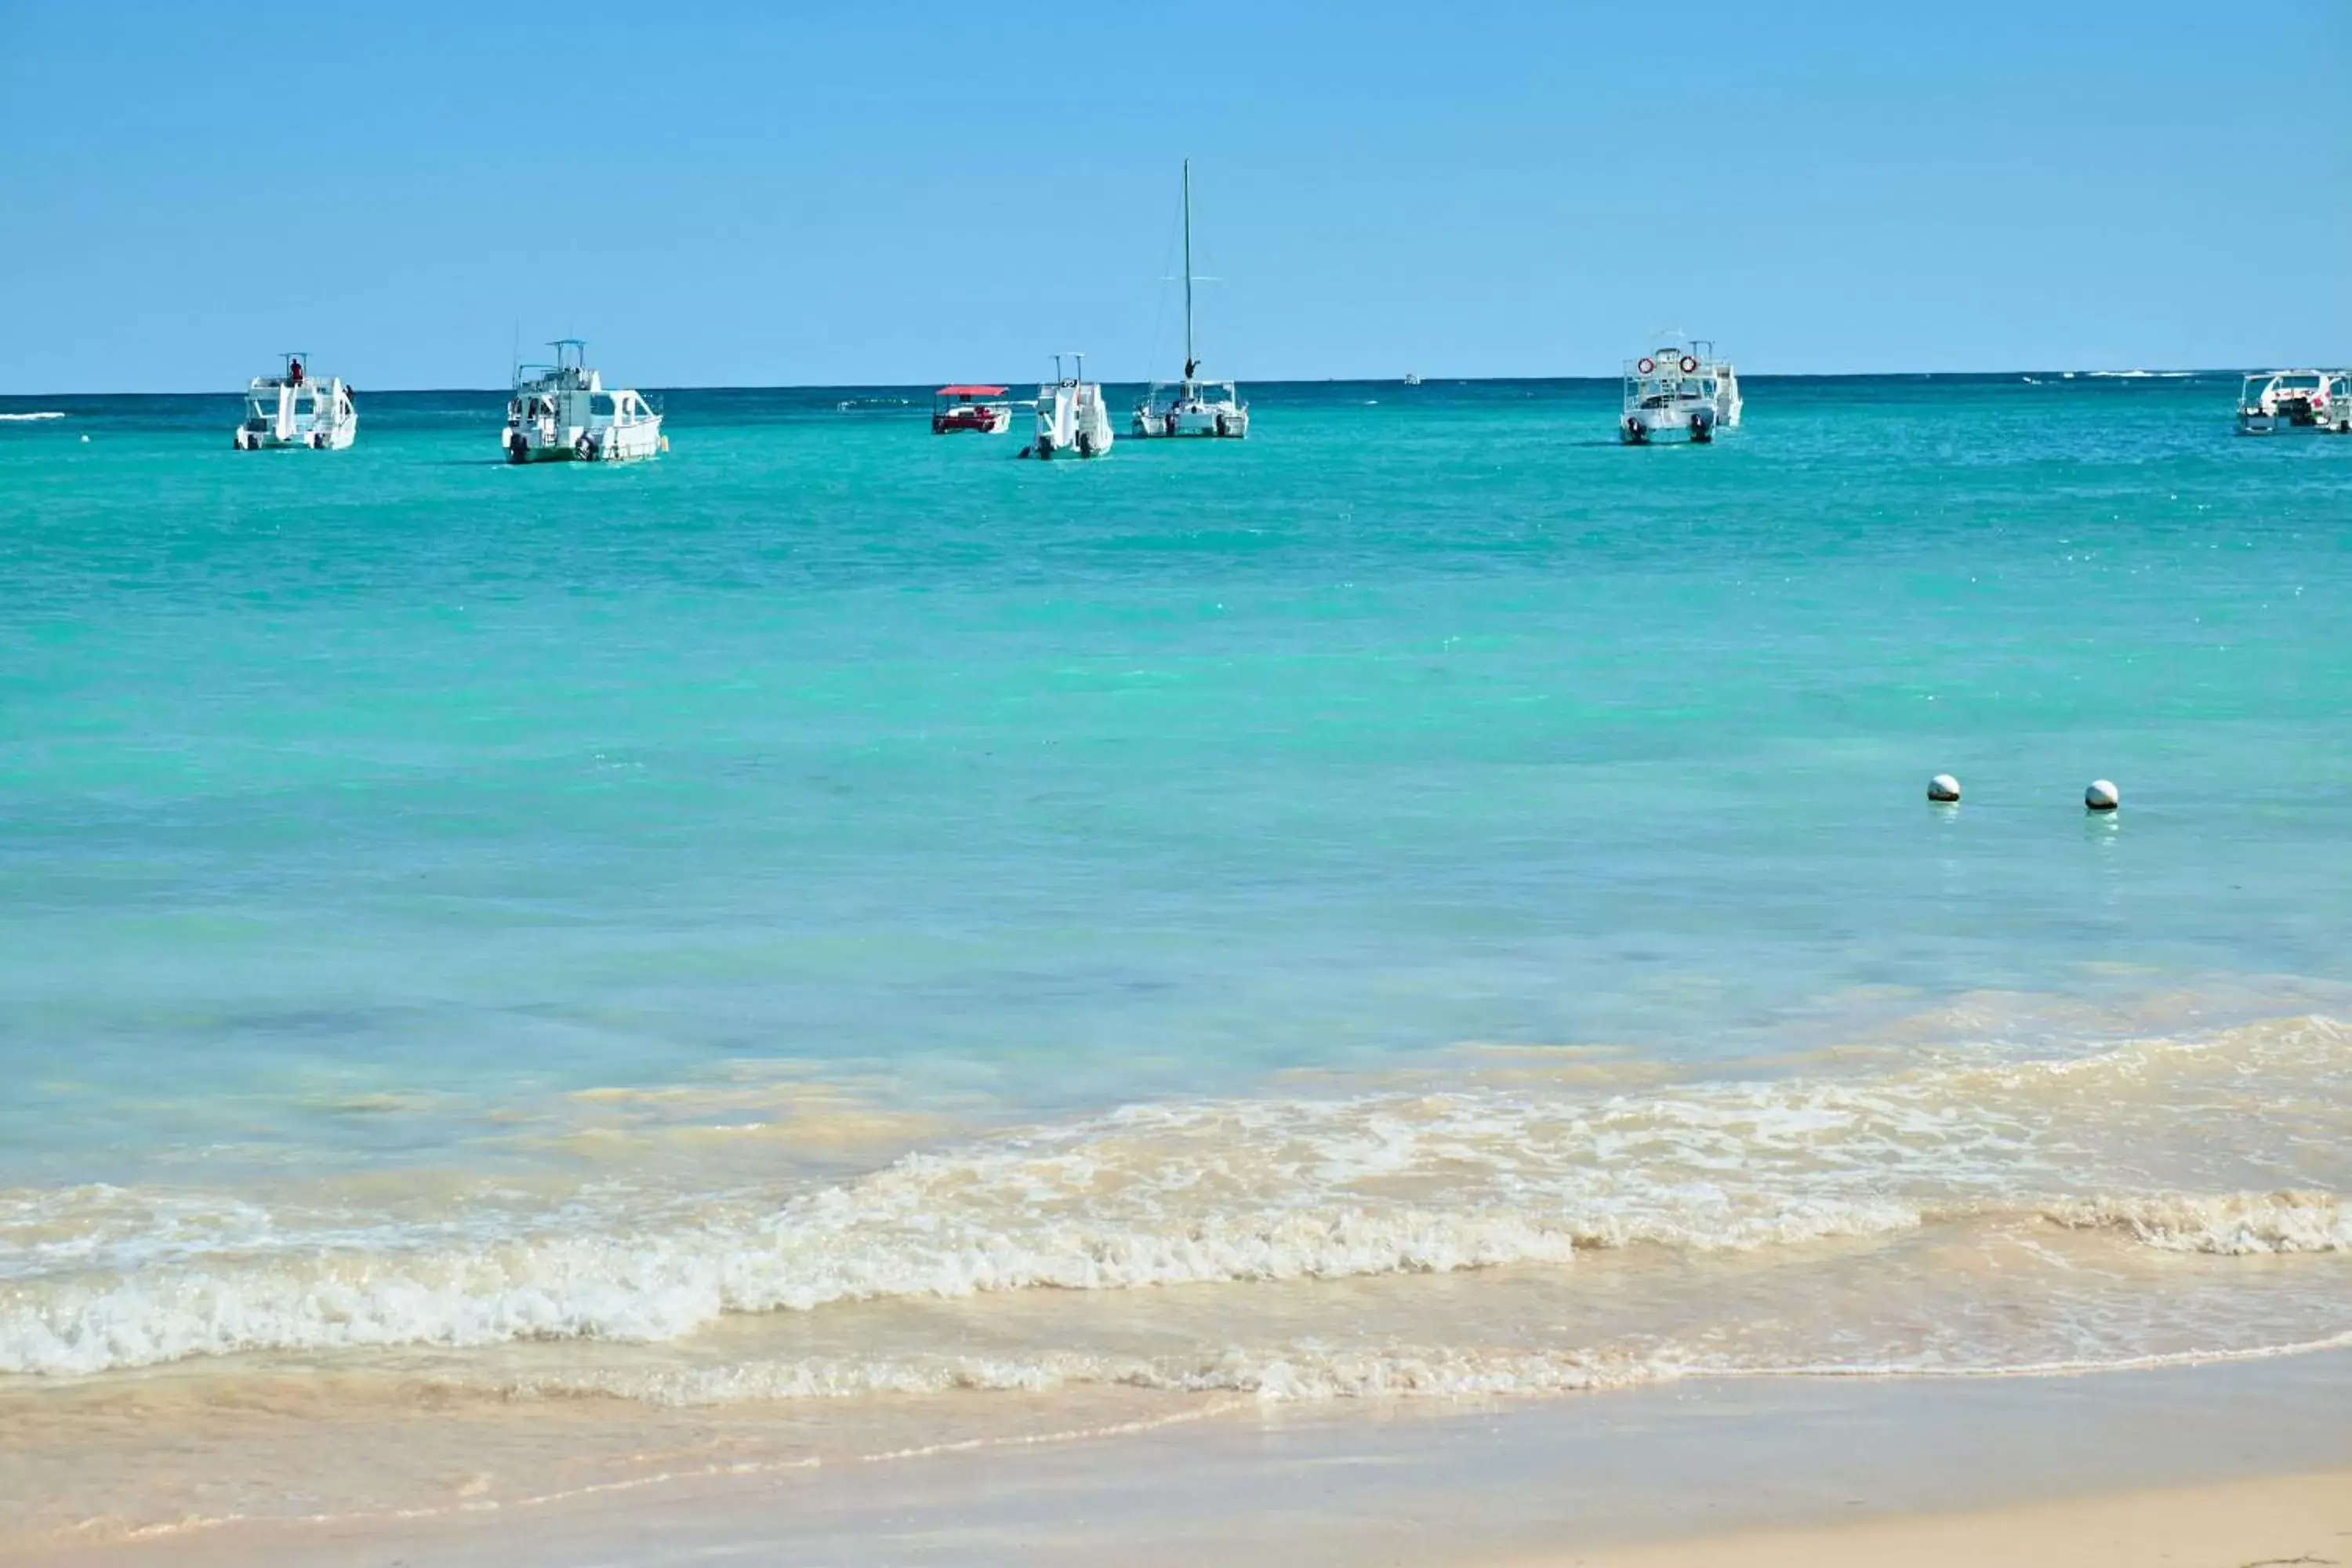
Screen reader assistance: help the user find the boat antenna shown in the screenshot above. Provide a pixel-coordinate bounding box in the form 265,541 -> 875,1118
1181,158 -> 1197,383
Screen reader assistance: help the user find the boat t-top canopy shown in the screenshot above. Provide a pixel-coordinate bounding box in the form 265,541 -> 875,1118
935,385 -> 1008,397
252,351 -> 316,387
514,339 -> 600,392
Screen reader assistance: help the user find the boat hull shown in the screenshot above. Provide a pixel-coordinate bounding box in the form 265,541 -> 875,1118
1129,410 -> 1249,439
933,409 -> 1012,435
2239,412 -> 2350,435
1621,411 -> 1715,446
504,418 -> 665,464
234,423 -> 357,452
1033,433 -> 1113,460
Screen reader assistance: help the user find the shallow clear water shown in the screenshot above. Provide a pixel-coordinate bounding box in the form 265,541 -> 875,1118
2,376 -> 2348,1537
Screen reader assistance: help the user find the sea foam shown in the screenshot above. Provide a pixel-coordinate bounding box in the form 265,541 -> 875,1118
3,1016 -> 2346,1379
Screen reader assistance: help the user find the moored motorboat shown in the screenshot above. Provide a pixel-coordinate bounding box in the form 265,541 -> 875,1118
2238,369 -> 2350,434
932,385 -> 1013,434
1029,354 -> 1113,459
503,339 -> 665,463
1620,340 -> 1740,445
1131,161 -> 1249,441
234,354 -> 356,450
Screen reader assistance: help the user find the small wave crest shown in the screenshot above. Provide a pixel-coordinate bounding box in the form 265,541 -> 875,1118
2046,1192 -> 2350,1254
503,1344 -> 1675,1405
0,410 -> 67,421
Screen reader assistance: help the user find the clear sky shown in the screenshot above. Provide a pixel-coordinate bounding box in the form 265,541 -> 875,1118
2,2 -> 2345,391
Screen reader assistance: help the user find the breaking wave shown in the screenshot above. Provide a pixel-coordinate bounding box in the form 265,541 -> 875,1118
2047,1192 -> 2350,1254
3,1015 -> 2346,1380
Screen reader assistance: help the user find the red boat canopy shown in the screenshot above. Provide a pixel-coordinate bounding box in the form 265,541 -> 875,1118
935,385 -> 1008,397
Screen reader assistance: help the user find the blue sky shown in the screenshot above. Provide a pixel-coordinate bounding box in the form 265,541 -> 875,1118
2,3 -> 2345,390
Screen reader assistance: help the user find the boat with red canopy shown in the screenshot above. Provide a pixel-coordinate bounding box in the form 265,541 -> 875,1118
932,385 -> 1012,434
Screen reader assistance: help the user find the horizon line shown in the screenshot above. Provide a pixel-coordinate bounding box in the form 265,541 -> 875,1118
0,368 -> 2257,400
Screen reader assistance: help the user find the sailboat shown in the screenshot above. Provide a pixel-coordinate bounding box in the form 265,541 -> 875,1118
1131,161 -> 1250,440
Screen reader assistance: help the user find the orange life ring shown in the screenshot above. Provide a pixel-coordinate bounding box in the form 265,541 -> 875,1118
1637,358 -> 1656,375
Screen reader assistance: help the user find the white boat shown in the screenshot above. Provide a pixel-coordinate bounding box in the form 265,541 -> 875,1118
234,354 -> 356,450
503,339 -> 666,463
2238,369 -> 2351,434
1403,372 -> 1422,387
1029,354 -> 1114,459
1131,162 -> 1249,441
1620,339 -> 1740,445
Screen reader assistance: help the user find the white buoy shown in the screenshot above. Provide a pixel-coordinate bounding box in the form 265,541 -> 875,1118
1927,774 -> 1961,804
2085,779 -> 2119,811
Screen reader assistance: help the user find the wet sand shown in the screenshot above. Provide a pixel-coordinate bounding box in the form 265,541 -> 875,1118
24,1349 -> 2352,1566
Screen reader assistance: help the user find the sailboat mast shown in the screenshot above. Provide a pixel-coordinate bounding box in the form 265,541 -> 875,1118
1181,159 -> 1196,383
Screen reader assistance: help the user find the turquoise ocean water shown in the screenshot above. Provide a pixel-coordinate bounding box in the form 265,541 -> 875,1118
2,376 -> 2348,1535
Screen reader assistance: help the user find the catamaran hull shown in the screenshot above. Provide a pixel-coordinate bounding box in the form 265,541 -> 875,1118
1621,412 -> 1715,446
1033,434 -> 1113,460
1130,411 -> 1249,439
234,423 -> 357,451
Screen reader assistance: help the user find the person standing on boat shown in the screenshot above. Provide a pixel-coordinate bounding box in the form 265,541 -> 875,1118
288,357 -> 304,387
